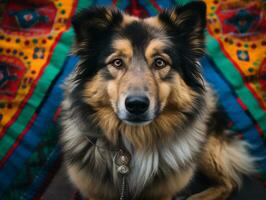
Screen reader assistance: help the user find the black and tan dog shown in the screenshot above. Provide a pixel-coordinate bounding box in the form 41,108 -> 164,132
61,2 -> 255,200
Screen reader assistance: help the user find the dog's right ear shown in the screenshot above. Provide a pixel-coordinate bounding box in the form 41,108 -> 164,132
158,1 -> 206,60
72,7 -> 123,43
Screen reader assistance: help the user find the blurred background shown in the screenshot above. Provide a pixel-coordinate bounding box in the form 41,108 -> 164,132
0,0 -> 266,199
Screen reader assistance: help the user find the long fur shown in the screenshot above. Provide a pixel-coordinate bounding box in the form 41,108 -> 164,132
61,2 -> 255,200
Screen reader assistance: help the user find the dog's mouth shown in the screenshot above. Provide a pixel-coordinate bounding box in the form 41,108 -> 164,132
122,116 -> 153,126
118,111 -> 160,126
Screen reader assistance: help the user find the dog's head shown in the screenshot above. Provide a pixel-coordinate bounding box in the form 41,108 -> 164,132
70,2 -> 207,148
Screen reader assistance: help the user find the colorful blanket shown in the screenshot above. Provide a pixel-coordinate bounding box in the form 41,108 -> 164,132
204,0 -> 266,184
0,0 -> 265,199
0,0 -> 81,199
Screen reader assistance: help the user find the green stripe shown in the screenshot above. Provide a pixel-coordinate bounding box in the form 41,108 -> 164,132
0,0 -> 94,159
143,0 -> 159,15
76,0 -> 93,11
258,168 -> 266,180
174,0 -> 192,5
116,0 -> 121,7
206,33 -> 266,134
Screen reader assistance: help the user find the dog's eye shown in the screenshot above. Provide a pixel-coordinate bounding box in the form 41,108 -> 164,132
154,58 -> 166,69
111,59 -> 123,69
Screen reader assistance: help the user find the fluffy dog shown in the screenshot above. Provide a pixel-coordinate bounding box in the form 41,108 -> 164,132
61,2 -> 255,200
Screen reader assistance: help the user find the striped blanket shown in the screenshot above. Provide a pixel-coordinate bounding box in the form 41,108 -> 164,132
0,0 -> 265,199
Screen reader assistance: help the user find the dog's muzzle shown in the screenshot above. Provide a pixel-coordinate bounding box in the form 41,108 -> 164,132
119,95 -> 152,125
125,95 -> 150,115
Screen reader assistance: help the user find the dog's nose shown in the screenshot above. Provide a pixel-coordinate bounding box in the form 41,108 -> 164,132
125,96 -> 150,115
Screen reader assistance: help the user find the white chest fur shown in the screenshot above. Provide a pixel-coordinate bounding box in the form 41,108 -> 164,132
121,120 -> 206,195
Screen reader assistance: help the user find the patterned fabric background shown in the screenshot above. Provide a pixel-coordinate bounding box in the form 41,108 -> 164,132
0,0 -> 265,199
0,0 -> 80,199
204,0 -> 266,183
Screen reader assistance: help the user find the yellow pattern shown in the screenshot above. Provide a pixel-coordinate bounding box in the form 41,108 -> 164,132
0,0 -> 76,133
206,0 -> 266,108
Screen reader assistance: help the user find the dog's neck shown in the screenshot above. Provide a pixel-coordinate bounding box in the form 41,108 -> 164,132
85,121 -> 206,197
85,134 -> 132,200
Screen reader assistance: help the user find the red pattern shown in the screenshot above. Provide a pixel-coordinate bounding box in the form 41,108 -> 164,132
0,55 -> 27,100
1,1 -> 57,36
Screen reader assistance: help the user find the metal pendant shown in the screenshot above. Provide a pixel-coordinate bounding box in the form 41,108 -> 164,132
114,149 -> 131,175
117,165 -> 129,175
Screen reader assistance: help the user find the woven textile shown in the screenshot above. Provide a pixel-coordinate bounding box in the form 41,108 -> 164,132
0,0 -> 81,199
204,0 -> 266,183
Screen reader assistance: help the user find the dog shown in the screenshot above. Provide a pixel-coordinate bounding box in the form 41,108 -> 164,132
60,1 -> 255,200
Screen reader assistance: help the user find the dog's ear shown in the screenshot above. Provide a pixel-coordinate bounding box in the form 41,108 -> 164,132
72,7 -> 123,43
159,1 -> 206,59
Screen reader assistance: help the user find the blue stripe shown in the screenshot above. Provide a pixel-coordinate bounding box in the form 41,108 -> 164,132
201,56 -> 266,166
22,146 -> 60,200
0,57 -> 78,196
116,0 -> 130,10
139,0 -> 158,16
155,0 -> 172,8
95,0 -> 113,6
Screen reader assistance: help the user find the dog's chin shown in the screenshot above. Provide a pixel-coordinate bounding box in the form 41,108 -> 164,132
122,119 -> 152,126
116,109 -> 159,126
117,113 -> 154,126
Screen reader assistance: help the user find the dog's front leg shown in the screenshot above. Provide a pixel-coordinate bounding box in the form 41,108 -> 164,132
159,196 -> 174,200
186,183 -> 234,200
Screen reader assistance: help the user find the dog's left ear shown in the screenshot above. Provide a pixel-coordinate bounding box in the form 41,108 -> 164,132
72,7 -> 123,44
159,1 -> 206,59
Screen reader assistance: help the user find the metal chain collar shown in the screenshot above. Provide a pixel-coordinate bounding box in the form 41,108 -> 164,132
114,149 -> 131,200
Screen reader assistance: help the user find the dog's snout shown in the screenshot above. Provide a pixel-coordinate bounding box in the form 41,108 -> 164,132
125,96 -> 150,115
